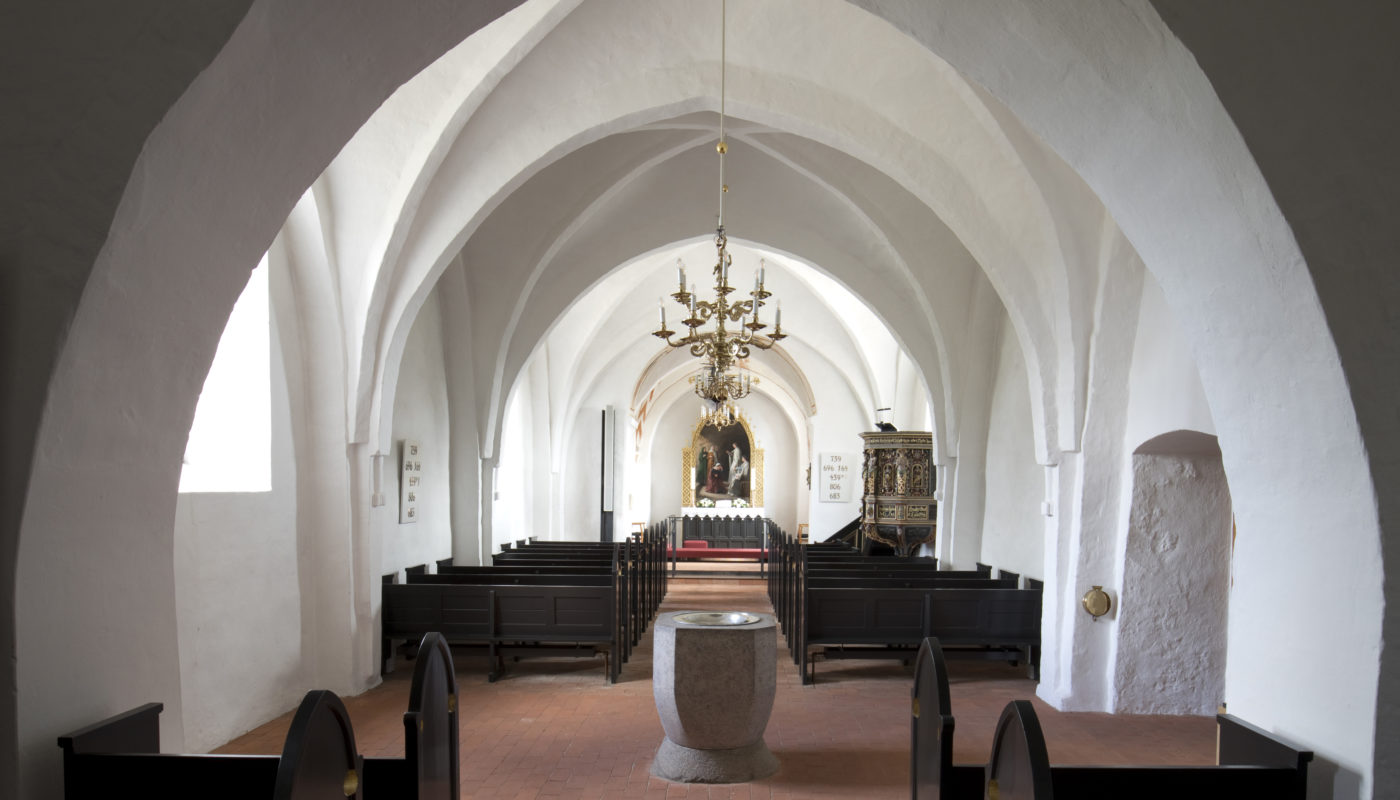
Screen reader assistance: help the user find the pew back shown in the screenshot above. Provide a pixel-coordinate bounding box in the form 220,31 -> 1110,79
807,587 -> 1040,646
409,573 -> 612,586
383,582 -> 620,682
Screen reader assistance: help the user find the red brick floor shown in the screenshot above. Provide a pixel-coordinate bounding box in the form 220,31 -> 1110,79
216,576 -> 1216,798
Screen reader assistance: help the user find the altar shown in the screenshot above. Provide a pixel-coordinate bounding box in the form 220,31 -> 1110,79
665,512 -> 772,575
680,505 -> 767,518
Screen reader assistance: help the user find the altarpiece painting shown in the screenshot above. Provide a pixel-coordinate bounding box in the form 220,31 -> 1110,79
682,414 -> 763,508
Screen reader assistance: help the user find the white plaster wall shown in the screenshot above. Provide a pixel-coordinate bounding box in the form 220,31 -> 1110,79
623,412 -> 651,531
383,294 -> 453,572
1115,453 -> 1231,714
173,314 -> 304,752
744,394 -> 799,536
562,404 -> 601,541
527,356 -> 555,540
979,326 -> 1044,577
554,401 -> 630,543
495,381 -> 533,550
647,402 -> 690,525
1123,276 -> 1215,449
804,384 -> 868,542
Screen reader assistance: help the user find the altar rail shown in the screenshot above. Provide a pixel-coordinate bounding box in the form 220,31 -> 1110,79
665,515 -> 775,575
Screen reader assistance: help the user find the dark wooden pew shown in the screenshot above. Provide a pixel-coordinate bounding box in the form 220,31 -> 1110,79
389,554 -> 624,686
771,540 -> 989,638
769,529 -> 1012,672
58,691 -> 362,800
802,583 -> 1041,683
362,632 -> 459,800
409,573 -> 612,586
806,567 -> 993,581
439,565 -> 611,576
385,581 -> 619,683
492,553 -> 613,565
391,526 -> 667,676
491,549 -> 642,655
502,531 -> 665,629
807,576 -> 1016,591
911,637 -> 1314,799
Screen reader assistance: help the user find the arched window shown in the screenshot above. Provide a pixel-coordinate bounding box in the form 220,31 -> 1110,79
178,256 -> 271,493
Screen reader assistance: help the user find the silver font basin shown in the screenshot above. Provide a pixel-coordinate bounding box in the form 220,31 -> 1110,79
674,611 -> 762,626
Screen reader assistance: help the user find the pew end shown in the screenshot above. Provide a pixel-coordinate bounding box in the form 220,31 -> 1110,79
1218,713 -> 1313,771
57,692 -> 362,800
273,690 -> 364,799
364,631 -> 460,799
911,638 -> 983,800
58,702 -> 163,757
986,700 -> 1054,800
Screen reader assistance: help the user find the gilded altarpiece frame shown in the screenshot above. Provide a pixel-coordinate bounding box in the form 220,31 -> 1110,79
682,414 -> 764,508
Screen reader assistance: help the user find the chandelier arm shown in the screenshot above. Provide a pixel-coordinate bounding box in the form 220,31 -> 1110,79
657,330 -> 699,348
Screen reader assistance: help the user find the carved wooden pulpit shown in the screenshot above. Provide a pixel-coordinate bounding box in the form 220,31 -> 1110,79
859,431 -> 936,556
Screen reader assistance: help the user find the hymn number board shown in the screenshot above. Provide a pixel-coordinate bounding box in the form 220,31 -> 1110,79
400,440 -> 423,524
818,452 -> 857,503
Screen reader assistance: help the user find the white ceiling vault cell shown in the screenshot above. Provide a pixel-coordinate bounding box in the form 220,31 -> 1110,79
318,0 -> 1104,473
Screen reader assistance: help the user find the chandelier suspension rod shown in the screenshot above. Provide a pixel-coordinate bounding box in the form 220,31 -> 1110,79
718,0 -> 727,229
651,0 -> 785,385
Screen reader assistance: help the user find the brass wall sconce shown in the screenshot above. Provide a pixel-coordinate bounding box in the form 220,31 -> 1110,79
1082,585 -> 1112,619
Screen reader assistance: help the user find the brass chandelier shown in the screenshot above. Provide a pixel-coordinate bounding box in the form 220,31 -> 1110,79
698,398 -> 742,430
690,357 -> 756,405
652,0 -> 787,401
